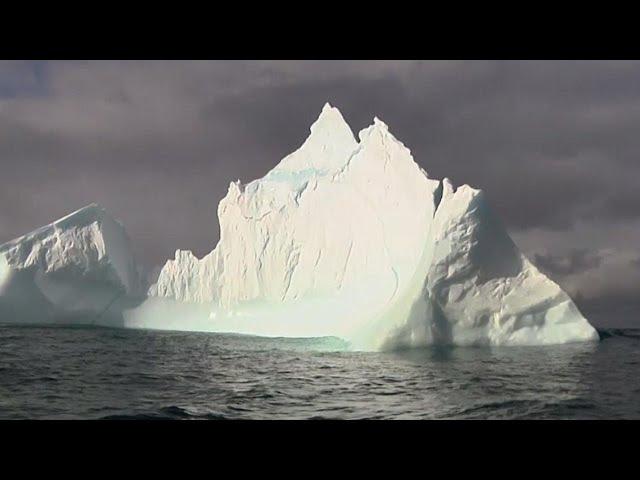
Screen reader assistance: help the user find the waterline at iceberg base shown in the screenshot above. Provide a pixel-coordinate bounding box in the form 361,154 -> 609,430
0,104 -> 599,351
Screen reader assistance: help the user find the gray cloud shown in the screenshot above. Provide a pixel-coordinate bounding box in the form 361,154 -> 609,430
529,248 -> 640,327
1,60 -> 639,326
534,249 -> 603,277
573,292 -> 640,329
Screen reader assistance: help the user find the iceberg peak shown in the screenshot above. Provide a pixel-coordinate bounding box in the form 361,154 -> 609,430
1,203 -> 109,254
357,115 -> 396,145
373,116 -> 389,129
0,203 -> 139,294
268,103 -> 357,176
307,102 -> 354,142
52,203 -> 106,227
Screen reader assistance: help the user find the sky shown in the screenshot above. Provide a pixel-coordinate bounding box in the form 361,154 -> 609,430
0,60 -> 638,327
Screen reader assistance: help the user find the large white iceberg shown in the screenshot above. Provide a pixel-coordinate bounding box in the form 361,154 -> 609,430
146,103 -> 599,349
0,104 -> 598,349
0,204 -> 140,325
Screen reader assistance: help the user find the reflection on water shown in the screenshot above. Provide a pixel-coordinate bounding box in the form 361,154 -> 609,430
0,325 -> 638,419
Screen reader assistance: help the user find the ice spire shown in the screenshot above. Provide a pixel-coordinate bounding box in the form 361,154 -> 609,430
269,102 -> 358,175
308,102 -> 354,138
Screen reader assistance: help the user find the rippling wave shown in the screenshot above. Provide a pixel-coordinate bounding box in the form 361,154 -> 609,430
1,325 -> 639,419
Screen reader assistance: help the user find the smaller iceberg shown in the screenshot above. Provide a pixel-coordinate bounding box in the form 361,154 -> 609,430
0,204 -> 141,325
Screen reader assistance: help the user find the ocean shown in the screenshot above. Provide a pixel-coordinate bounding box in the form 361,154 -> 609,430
1,325 -> 639,420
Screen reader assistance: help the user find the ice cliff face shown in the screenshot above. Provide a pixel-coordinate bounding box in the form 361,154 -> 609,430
0,204 -> 139,324
150,104 -> 599,349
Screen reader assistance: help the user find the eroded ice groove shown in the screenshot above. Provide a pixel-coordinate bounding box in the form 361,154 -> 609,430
150,103 -> 599,349
0,204 -> 141,325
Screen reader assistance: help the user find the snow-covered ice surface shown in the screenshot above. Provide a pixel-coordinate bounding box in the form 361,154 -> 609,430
147,103 -> 598,350
0,204 -> 141,326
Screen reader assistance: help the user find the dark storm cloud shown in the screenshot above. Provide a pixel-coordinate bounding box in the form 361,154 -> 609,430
0,61 -> 49,98
596,188 -> 640,222
1,60 -> 639,325
573,291 -> 640,328
533,249 -> 603,277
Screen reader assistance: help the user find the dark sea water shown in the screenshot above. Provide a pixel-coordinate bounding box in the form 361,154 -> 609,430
1,325 -> 639,420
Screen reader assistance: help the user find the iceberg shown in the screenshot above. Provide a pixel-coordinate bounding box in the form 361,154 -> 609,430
0,204 -> 141,325
147,103 -> 599,349
0,104 -> 598,349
